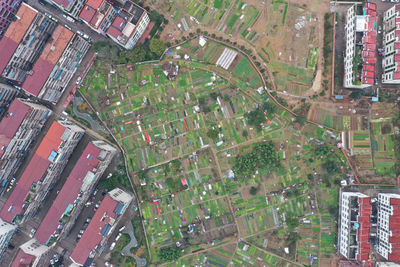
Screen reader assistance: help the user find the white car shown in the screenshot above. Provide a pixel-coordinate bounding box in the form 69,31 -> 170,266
29,229 -> 36,238
110,242 -> 116,250
115,233 -> 122,241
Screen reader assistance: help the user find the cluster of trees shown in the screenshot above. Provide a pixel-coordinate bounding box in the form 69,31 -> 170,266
99,165 -> 131,190
93,38 -> 166,65
119,39 -> 166,64
233,141 -> 281,178
206,128 -> 219,140
158,246 -> 181,263
323,13 -> 333,68
245,101 -> 275,131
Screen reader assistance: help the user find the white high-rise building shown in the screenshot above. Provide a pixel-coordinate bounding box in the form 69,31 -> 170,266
338,191 -> 371,261
382,5 -> 400,84
344,2 -> 377,88
376,193 -> 400,262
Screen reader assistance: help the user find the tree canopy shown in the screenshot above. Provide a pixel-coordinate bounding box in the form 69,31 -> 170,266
149,38 -> 166,56
158,246 -> 182,263
233,141 -> 280,178
244,101 -> 275,131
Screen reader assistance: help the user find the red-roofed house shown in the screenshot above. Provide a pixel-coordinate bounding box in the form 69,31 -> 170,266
105,1 -> 150,49
33,141 -> 115,245
22,25 -> 74,97
344,2 -> 377,88
0,120 -> 84,224
338,192 -> 371,260
0,98 -> 50,193
0,3 -> 37,75
377,194 -> 400,262
79,0 -> 117,34
11,250 -> 34,267
70,188 -> 132,266
48,0 -> 86,18
383,4 -> 400,84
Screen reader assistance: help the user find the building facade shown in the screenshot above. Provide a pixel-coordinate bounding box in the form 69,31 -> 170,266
22,25 -> 74,98
376,193 -> 400,262
338,191 -> 371,261
79,0 -> 118,35
33,140 -> 116,246
382,5 -> 400,84
344,3 -> 377,88
38,34 -> 90,103
0,219 -> 17,259
0,98 -> 51,193
0,83 -> 18,120
0,120 -> 84,224
70,188 -> 133,266
2,12 -> 58,83
0,0 -> 23,39
106,1 -> 150,49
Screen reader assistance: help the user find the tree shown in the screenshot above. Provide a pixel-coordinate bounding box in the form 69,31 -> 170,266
294,115 -> 306,125
245,109 -> 266,131
137,169 -> 147,180
242,129 -> 248,138
249,186 -> 258,195
121,45 -> 146,64
207,128 -> 219,140
233,141 -> 280,178
286,216 -> 299,231
158,246 -> 182,263
209,92 -> 219,100
322,160 -> 339,173
149,38 -> 166,56
93,41 -> 120,63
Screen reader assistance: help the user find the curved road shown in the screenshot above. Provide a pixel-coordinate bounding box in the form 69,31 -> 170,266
73,97 -> 107,133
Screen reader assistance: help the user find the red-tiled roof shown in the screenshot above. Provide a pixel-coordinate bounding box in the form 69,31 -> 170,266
22,26 -> 73,96
11,250 -> 34,267
35,142 -> 101,244
70,195 -> 118,265
0,121 -> 66,223
356,197 -> 371,261
51,0 -> 73,10
86,0 -> 104,9
106,25 -> 121,39
22,59 -> 55,97
0,4 -> 37,73
0,99 -> 31,157
106,16 -> 126,39
79,5 -> 97,24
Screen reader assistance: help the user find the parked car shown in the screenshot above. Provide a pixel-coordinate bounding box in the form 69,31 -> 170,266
109,242 -> 116,250
115,233 -> 122,241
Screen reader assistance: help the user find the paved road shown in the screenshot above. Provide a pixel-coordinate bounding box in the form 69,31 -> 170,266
22,0 -> 110,44
73,97 -> 108,133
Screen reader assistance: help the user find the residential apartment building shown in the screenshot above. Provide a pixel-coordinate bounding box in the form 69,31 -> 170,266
70,188 -> 133,266
0,0 -> 22,39
0,120 -> 84,224
0,3 -> 37,77
11,239 -> 50,267
376,193 -> 400,262
79,0 -> 118,34
33,141 -> 116,246
2,12 -> 58,83
344,2 -> 377,88
22,25 -> 74,98
106,1 -> 150,49
0,219 -> 17,259
382,4 -> 400,84
48,0 -> 86,18
0,83 -> 19,120
0,98 -> 51,193
338,191 -> 371,261
38,34 -> 91,103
